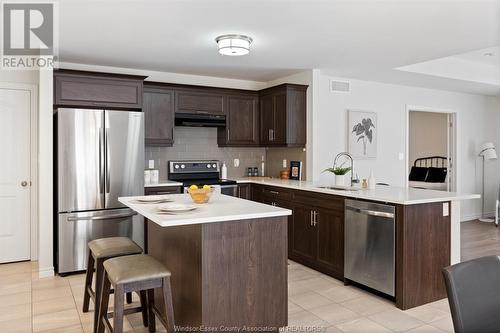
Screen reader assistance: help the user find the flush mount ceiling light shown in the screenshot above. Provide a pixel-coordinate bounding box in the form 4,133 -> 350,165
483,52 -> 495,57
215,34 -> 253,56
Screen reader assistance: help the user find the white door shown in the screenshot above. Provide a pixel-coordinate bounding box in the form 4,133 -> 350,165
0,87 -> 31,263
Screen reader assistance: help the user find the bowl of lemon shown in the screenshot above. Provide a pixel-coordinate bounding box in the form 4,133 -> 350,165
187,185 -> 214,204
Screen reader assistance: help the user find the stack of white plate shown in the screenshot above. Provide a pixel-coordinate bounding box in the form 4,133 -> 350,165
157,203 -> 198,214
132,196 -> 173,204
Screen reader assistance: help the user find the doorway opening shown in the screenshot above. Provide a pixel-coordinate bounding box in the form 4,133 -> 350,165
406,107 -> 457,192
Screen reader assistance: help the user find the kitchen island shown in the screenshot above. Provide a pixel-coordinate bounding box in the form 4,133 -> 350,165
119,194 -> 292,332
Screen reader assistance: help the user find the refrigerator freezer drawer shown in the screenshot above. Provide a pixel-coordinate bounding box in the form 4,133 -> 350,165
57,209 -> 144,274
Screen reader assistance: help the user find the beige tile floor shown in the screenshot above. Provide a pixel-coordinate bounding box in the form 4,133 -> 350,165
0,260 -> 454,333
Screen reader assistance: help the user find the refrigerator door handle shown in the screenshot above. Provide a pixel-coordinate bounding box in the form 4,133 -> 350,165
105,128 -> 110,194
99,128 -> 104,195
67,212 -> 137,222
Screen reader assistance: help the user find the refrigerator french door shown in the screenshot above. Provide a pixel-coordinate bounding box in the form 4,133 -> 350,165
57,108 -> 144,273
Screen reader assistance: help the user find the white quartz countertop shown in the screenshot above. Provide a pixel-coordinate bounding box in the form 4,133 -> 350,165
144,181 -> 183,188
119,193 -> 292,227
235,178 -> 480,205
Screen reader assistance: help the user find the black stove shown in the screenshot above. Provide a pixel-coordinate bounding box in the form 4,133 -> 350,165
168,161 -> 237,194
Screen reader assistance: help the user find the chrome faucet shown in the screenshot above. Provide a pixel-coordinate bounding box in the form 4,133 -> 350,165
333,152 -> 354,186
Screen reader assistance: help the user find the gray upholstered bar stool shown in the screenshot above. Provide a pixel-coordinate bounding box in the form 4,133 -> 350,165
98,254 -> 175,333
83,237 -> 143,333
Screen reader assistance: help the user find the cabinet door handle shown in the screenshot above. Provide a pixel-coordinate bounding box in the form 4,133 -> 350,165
227,128 -> 230,140
310,210 -> 313,226
313,211 -> 318,226
268,129 -> 272,141
269,190 -> 279,195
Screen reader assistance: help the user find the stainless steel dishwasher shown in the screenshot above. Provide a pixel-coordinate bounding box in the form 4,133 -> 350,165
345,199 -> 396,296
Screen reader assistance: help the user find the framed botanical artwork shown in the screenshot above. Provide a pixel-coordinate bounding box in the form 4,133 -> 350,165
348,110 -> 377,159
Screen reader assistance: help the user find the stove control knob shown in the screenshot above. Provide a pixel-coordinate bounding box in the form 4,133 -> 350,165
180,164 -> 185,169
212,164 -> 217,168
174,165 -> 179,169
207,164 -> 211,168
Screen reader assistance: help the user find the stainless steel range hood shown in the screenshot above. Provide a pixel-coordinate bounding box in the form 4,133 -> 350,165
175,113 -> 226,127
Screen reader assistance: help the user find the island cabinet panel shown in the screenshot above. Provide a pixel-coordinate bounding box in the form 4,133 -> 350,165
395,202 -> 451,310
147,216 -> 288,331
54,70 -> 145,109
175,88 -> 225,114
259,84 -> 307,147
143,85 -> 175,146
217,94 -> 259,146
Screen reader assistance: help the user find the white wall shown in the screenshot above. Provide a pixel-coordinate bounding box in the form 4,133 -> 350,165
312,70 -> 487,220
0,70 -> 38,84
37,68 -> 53,277
484,96 -> 500,217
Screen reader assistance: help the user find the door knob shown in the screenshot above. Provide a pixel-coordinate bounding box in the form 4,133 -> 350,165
21,181 -> 28,187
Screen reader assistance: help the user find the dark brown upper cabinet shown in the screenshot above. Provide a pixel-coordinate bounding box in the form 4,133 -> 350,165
143,83 -> 175,146
54,69 -> 146,109
259,84 -> 307,147
175,88 -> 225,115
217,93 -> 259,146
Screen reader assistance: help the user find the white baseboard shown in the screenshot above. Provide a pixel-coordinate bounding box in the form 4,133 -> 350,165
38,266 -> 55,278
461,211 -> 496,222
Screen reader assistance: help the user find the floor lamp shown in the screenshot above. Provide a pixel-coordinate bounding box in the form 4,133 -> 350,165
479,142 -> 497,223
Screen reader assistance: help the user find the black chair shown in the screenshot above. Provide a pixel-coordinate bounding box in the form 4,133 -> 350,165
442,256 -> 500,333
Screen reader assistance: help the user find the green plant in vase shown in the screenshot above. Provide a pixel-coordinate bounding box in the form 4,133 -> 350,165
323,163 -> 352,186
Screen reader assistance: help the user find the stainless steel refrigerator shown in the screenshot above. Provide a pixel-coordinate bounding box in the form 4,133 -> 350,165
56,108 -> 144,274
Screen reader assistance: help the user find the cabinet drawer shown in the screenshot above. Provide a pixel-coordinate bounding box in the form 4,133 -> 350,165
260,185 -> 293,202
54,72 -> 143,109
294,191 -> 344,211
175,90 -> 225,114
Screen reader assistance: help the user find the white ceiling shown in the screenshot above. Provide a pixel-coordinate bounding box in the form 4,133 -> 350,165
58,0 -> 500,95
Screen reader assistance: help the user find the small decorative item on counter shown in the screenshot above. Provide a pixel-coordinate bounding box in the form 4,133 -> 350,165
289,161 -> 303,181
362,179 -> 368,189
280,169 -> 290,179
260,155 -> 265,177
150,169 -> 159,184
323,162 -> 351,186
368,171 -> 376,189
253,167 -> 259,177
187,184 -> 214,204
221,161 -> 228,179
144,170 -> 151,185
247,167 -> 253,177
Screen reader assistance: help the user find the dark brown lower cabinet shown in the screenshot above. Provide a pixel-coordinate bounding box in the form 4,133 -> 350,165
237,184 -> 252,200
290,204 -> 317,263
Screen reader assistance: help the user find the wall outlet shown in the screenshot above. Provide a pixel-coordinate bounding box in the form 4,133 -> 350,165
148,160 -> 155,169
398,152 -> 404,161
282,159 -> 287,168
443,202 -> 449,217
233,158 -> 240,167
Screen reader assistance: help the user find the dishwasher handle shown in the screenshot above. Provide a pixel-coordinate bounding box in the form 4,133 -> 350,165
346,206 -> 395,219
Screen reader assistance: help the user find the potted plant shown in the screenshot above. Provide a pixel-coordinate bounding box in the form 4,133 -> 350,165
324,163 -> 352,186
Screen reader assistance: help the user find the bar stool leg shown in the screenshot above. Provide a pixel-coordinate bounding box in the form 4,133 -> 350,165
97,273 -> 111,333
162,277 -> 175,333
126,292 -> 133,304
139,290 -> 149,327
114,284 -> 125,333
147,289 -> 156,333
93,258 -> 105,333
82,250 -> 95,313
